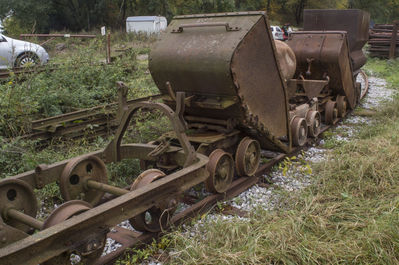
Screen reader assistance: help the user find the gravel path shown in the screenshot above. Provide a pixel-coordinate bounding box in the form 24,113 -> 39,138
361,76 -> 393,109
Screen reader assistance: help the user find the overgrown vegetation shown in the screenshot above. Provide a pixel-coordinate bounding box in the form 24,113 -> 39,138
0,34 -> 159,137
365,58 -> 399,89
0,35 -> 164,190
1,0 -> 397,35
153,58 -> 399,264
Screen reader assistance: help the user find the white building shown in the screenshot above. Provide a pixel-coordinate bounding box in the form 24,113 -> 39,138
126,16 -> 167,34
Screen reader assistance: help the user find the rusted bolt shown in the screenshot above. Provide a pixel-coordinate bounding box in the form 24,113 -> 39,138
169,199 -> 178,208
35,164 -> 48,174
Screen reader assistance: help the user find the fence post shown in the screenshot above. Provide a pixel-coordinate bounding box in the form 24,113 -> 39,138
389,21 -> 398,59
107,33 -> 111,64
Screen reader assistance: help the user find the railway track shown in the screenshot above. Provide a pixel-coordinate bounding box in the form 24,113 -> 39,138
89,68 -> 370,264
26,88 -> 163,142
0,59 -> 122,81
92,124 -> 333,265
0,71 -> 370,265
94,152 -> 287,264
0,64 -> 61,79
95,70 -> 370,262
0,100 -> 341,265
0,74 -> 368,264
3,83 -> 161,142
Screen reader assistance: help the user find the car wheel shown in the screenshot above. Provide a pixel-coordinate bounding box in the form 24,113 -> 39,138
14,52 -> 39,68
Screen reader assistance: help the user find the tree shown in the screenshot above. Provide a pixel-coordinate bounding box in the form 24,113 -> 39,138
0,0 -> 52,33
350,0 -> 399,23
49,0 -> 109,31
1,0 -> 398,33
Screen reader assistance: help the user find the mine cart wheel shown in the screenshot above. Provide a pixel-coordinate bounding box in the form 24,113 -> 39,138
306,110 -> 321,137
129,169 -> 176,232
60,156 -> 108,206
336,95 -> 347,118
291,117 -> 308,147
42,200 -> 106,265
325,100 -> 338,125
0,179 -> 37,233
235,137 -> 261,177
205,149 -> 234,193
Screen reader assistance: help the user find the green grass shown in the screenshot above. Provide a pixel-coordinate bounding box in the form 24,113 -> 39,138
155,58 -> 399,264
365,57 -> 399,89
0,33 -> 158,137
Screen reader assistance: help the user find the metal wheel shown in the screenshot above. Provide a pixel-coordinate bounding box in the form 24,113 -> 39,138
129,169 -> 176,232
205,149 -> 234,193
59,156 -> 108,206
15,52 -> 39,68
235,137 -> 261,176
325,100 -> 337,125
306,110 -> 321,137
42,200 -> 106,265
0,179 -> 37,233
336,95 -> 347,118
291,117 -> 308,146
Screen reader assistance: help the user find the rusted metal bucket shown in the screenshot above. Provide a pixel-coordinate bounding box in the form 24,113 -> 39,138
150,12 -> 290,152
287,31 -> 357,109
303,9 -> 370,73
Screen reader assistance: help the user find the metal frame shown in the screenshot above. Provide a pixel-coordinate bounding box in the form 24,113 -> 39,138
0,100 -> 209,265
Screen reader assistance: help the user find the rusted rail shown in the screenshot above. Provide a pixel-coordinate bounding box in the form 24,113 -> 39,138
94,129 -> 331,265
25,84 -> 162,141
0,65 -> 58,79
0,98 -> 338,265
0,60 -> 118,80
359,70 -> 369,100
94,152 -> 285,264
5,83 -> 148,143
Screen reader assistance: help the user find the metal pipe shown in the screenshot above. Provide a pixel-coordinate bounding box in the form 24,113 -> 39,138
86,180 -> 128,196
20,34 -> 96,38
7,208 -> 43,230
184,115 -> 228,126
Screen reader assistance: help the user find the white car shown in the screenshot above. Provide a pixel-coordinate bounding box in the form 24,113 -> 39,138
0,34 -> 49,69
270,26 -> 284,41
